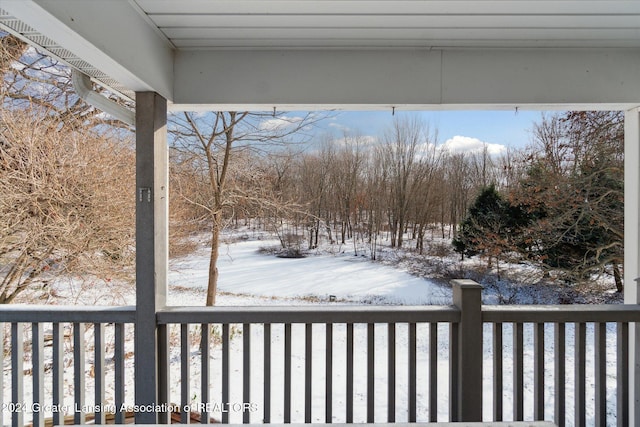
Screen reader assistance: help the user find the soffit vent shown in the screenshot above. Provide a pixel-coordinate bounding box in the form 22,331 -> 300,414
0,7 -> 135,102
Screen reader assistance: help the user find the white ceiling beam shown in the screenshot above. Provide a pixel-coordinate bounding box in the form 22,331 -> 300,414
164,28 -> 640,44
172,48 -> 640,111
442,49 -> 640,107
173,49 -> 442,111
2,0 -> 174,100
171,39 -> 640,50
151,15 -> 640,29
137,0 -> 640,16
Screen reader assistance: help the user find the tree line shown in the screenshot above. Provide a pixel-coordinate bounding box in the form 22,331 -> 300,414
168,112 -> 529,303
169,110 -> 623,298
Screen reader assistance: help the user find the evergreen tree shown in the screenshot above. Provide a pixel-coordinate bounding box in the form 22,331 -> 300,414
453,185 -> 531,265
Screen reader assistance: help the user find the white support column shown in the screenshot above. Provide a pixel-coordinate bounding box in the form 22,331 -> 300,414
624,107 -> 640,425
134,92 -> 168,424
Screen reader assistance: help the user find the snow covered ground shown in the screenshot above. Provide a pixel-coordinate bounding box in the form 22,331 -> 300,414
168,238 -> 452,306
1,235 -> 623,426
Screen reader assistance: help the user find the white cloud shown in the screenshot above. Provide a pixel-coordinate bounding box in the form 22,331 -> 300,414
440,135 -> 507,156
328,122 -> 351,132
415,142 -> 438,159
333,134 -> 378,147
259,115 -> 304,131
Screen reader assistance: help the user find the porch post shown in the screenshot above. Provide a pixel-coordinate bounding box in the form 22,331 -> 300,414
451,279 -> 483,421
624,106 -> 640,425
134,92 -> 168,424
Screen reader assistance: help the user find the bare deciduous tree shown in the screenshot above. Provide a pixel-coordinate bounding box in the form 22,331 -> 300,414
0,107 -> 135,303
170,111 -> 323,305
1,33 -> 135,304
379,116 -> 435,248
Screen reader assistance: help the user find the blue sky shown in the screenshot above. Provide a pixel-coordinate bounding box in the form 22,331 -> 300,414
318,109 -> 546,153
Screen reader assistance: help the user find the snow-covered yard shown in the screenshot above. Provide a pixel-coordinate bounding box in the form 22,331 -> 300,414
168,238 -> 452,306
1,235 -> 625,426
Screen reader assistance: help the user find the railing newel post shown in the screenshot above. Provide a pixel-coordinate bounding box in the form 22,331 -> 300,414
451,279 -> 483,422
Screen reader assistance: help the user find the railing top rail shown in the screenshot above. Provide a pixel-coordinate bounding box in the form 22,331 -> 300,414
157,305 -> 461,324
482,303 -> 640,323
3,303 -> 638,324
0,305 -> 136,323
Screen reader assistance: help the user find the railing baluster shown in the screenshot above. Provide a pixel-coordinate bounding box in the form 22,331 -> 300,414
158,323 -> 169,424
346,323 -> 353,423
617,322 -> 629,427
222,323 -> 230,424
388,323 -> 396,423
429,322 -> 438,422
449,322 -> 459,422
305,323 -> 312,423
554,322 -> 566,427
362,322 -> 372,422
325,323 -> 333,423
52,323 -> 64,426
201,324 -> 210,424
11,322 -> 24,427
575,322 -> 586,427
114,323 -> 126,424
534,322 -> 545,421
264,323 -> 271,423
493,322 -> 503,422
594,322 -> 607,427
243,323 -> 251,424
408,322 -> 417,422
181,324 -> 190,424
94,323 -> 106,424
284,323 -> 292,423
365,323 -> 374,422
32,322 -> 44,427
73,322 -> 86,425
513,322 -> 523,421
114,323 -> 125,425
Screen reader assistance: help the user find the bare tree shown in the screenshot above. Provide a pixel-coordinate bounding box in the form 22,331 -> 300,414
0,106 -> 135,303
292,136 -> 335,248
409,140 -> 443,254
0,34 -> 27,75
379,116 -> 427,248
365,148 -> 388,259
170,111 -> 323,305
0,33 -> 135,303
330,134 -> 368,246
2,33 -> 133,133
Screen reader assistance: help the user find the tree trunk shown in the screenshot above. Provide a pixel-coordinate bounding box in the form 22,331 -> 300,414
396,218 -> 404,248
416,223 -> 424,254
206,217 -> 221,306
613,262 -> 623,293
390,218 -> 397,248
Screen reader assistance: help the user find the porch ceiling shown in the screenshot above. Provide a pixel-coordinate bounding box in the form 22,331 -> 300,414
2,0 -> 640,111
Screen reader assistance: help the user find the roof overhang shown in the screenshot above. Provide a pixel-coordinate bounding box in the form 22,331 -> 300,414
2,0 -> 640,111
